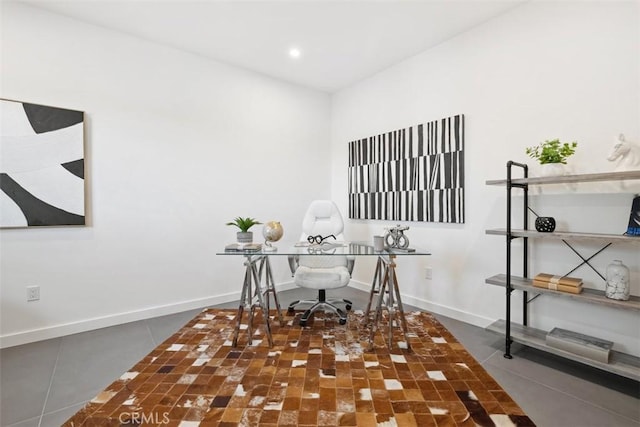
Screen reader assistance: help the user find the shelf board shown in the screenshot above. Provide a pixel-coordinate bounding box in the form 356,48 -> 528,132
485,274 -> 640,311
486,319 -> 640,381
485,228 -> 640,244
486,170 -> 640,186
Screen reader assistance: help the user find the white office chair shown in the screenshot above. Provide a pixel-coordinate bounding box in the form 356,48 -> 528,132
287,200 -> 354,326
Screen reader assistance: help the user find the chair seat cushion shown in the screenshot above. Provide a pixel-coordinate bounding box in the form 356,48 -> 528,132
294,266 -> 350,290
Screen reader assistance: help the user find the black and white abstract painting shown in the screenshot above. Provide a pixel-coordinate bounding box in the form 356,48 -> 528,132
1,99 -> 85,227
348,114 -> 464,223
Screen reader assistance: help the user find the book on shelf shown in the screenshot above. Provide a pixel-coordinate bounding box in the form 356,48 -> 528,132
546,327 -> 613,363
225,243 -> 262,252
533,273 -> 582,287
626,194 -> 640,236
532,280 -> 583,294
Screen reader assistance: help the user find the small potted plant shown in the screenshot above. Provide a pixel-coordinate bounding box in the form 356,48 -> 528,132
226,217 -> 262,243
525,139 -> 577,176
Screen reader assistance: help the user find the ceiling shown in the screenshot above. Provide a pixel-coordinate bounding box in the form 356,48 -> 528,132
19,0 -> 526,93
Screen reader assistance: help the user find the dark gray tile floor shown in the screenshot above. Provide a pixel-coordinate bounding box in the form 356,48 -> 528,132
1,287 -> 638,427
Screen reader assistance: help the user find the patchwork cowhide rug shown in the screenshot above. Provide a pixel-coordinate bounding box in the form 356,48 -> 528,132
64,308 -> 535,426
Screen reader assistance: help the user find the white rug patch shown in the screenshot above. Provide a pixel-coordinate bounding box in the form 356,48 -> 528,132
384,379 -> 403,390
119,371 -> 138,380
234,385 -> 247,397
122,395 -> 136,406
376,416 -> 398,426
191,357 -> 211,367
167,344 -> 184,351
359,388 -> 372,400
427,370 -> 447,381
177,374 -> 198,384
390,354 -> 406,363
490,414 -> 518,427
264,400 -> 283,410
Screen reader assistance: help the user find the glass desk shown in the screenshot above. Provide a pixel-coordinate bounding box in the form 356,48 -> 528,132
217,242 -> 431,349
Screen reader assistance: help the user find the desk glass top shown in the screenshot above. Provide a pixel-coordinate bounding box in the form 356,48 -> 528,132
217,241 -> 430,256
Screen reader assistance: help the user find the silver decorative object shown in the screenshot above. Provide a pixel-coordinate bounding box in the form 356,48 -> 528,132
384,225 -> 410,249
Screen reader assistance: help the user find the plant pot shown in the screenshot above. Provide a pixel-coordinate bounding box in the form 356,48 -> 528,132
539,163 -> 567,177
237,232 -> 253,243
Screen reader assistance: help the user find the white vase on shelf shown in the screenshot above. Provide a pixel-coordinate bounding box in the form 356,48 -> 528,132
605,260 -> 630,301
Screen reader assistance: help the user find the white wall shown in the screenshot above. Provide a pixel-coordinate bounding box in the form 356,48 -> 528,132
2,1 -> 639,358
332,1 -> 640,356
0,2 -> 331,347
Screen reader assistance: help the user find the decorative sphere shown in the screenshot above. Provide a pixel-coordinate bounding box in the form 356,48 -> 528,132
263,221 -> 284,243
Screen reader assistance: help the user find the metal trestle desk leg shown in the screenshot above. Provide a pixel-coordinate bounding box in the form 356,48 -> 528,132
231,254 -> 281,347
364,257 -> 385,320
258,256 -> 283,326
368,253 -> 411,351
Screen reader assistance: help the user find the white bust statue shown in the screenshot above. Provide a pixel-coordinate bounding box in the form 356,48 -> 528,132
607,134 -> 640,171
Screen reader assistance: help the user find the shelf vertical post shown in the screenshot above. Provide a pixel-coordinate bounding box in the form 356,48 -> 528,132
504,161 -> 529,359
522,164 -> 529,327
505,161 -> 514,359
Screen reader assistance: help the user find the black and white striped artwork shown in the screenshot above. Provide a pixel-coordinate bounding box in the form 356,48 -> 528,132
348,114 -> 464,223
1,99 -> 85,227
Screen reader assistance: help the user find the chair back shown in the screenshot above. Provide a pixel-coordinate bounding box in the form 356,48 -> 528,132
299,200 -> 347,269
300,200 -> 345,241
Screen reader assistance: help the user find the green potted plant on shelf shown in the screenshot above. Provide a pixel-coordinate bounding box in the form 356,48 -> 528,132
525,139 -> 578,176
226,217 -> 262,243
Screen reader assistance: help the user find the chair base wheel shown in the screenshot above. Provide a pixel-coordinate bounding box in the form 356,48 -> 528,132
299,320 -> 307,327
287,307 -> 295,315
339,318 -> 347,325
345,304 -> 352,311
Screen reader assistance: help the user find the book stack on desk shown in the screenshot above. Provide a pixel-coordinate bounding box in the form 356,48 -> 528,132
532,273 -> 583,294
225,243 -> 262,252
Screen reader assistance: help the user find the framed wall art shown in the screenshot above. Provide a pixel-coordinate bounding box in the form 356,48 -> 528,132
348,114 -> 465,223
0,99 -> 85,227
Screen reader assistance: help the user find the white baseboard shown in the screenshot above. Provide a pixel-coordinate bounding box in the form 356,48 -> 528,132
0,281 -> 298,349
1,280 -> 490,348
348,280 -> 493,329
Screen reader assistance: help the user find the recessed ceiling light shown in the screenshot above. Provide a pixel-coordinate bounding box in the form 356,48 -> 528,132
289,47 -> 302,59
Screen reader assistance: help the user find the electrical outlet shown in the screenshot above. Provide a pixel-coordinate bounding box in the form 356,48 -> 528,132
425,267 -> 432,280
27,285 -> 40,301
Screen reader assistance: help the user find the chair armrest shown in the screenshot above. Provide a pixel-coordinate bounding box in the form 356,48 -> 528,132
288,254 -> 299,276
347,255 -> 355,276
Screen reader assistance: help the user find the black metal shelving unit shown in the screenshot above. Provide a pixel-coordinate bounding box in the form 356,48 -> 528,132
485,164 -> 640,380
